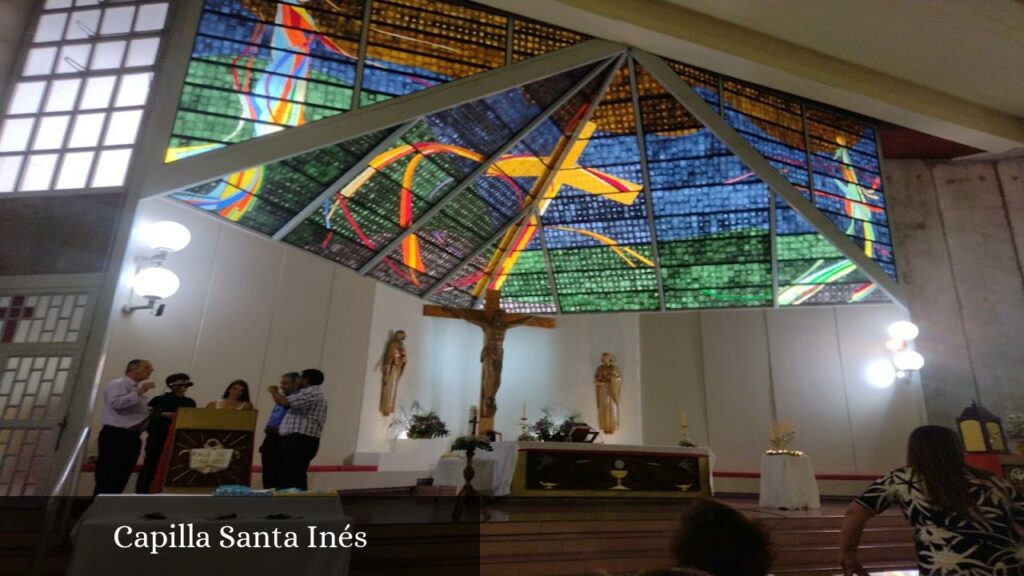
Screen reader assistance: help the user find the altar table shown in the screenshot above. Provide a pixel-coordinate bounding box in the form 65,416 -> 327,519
759,453 -> 821,509
433,442 -> 713,498
68,495 -> 351,576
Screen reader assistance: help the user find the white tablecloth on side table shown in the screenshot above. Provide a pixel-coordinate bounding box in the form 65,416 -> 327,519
431,441 -> 519,496
759,453 -> 821,509
69,495 -> 351,576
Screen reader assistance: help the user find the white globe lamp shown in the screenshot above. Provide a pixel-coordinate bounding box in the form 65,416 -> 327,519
140,220 -> 191,253
131,268 -> 180,299
866,360 -> 896,389
887,321 -> 919,342
893,350 -> 925,371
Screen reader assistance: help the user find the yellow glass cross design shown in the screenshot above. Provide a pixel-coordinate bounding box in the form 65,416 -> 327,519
322,120 -> 645,290
473,120 -> 644,295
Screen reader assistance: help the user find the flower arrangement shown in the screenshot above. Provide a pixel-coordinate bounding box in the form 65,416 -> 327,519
1005,412 -> 1024,440
450,436 -> 492,456
408,411 -> 449,439
531,409 -> 581,442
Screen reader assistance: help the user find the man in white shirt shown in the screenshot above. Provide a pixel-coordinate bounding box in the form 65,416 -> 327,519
94,359 -> 156,495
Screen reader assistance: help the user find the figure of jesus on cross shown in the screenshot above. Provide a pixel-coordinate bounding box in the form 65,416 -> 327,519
423,290 -> 556,434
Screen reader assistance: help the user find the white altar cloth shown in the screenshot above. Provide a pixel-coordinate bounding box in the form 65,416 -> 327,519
432,441 -> 519,496
432,441 -> 714,497
68,495 -> 351,576
759,453 -> 821,509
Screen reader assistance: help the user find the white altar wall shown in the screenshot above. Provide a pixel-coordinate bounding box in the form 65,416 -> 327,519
354,285 -> 644,452
639,305 -> 926,476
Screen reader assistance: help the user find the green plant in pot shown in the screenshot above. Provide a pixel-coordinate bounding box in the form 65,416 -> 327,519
407,411 -> 449,439
450,435 -> 492,457
1006,412 -> 1024,454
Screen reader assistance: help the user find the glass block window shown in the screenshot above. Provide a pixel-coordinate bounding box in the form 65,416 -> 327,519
166,2 -> 899,313
167,0 -> 364,161
0,294 -> 89,344
0,427 -> 56,496
0,1 -> 169,192
169,0 -> 589,157
0,356 -> 73,422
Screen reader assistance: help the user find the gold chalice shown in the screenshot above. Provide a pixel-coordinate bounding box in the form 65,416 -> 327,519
609,459 -> 630,490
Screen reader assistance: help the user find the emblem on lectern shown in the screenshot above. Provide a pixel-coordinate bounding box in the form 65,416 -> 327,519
180,438 -> 237,474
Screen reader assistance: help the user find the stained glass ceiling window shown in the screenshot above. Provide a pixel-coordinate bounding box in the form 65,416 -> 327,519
160,0 -> 902,313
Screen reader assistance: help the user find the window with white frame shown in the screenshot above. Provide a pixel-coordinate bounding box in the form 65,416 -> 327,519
0,0 -> 169,193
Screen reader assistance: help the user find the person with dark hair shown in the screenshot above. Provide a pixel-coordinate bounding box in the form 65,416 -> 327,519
207,379 -> 253,410
259,372 -> 300,489
268,368 -> 327,490
841,425 -> 1024,575
136,373 -> 196,493
94,359 -> 156,495
672,498 -> 774,576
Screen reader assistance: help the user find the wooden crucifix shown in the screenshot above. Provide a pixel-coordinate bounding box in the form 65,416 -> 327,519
423,290 -> 556,434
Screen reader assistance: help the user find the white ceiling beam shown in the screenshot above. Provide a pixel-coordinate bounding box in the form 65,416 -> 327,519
140,39 -> 627,198
633,49 -> 908,309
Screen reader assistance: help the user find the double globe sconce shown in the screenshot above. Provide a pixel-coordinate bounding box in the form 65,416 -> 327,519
868,320 -> 925,388
122,220 -> 191,316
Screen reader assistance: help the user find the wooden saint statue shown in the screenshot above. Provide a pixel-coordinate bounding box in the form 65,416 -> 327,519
594,352 -> 622,434
423,291 -> 555,433
379,330 -> 407,416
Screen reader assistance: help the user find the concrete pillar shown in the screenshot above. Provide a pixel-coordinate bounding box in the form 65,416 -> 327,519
886,158 -> 1024,425
885,160 -> 976,426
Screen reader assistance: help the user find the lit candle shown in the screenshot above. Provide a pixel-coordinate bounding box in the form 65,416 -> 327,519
680,411 -> 687,428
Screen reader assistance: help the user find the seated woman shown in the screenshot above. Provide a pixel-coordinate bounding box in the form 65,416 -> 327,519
840,425 -> 1024,576
672,499 -> 774,576
207,379 -> 253,410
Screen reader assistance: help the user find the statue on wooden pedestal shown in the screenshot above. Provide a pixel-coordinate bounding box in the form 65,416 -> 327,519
594,353 -> 622,434
379,330 -> 407,416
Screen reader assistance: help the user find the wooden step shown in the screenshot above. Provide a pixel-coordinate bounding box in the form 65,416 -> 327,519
775,543 -> 916,568
772,527 -> 912,547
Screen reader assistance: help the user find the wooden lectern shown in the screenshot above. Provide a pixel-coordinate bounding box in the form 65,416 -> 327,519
154,407 -> 257,493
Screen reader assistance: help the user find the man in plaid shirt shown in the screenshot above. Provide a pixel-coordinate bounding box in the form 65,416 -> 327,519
268,368 -> 327,490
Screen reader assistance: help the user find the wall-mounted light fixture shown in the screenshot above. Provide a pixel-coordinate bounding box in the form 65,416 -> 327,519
122,220 -> 190,316
870,321 -> 924,386
866,321 -> 924,388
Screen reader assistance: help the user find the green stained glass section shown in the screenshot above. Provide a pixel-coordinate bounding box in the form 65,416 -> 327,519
775,194 -> 889,306
560,291 -> 660,313
499,248 -> 557,313
665,288 -> 772,309
638,61 -> 773,310
171,130 -> 393,243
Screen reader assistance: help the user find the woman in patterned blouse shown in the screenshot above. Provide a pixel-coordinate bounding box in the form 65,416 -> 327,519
840,425 -> 1024,576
